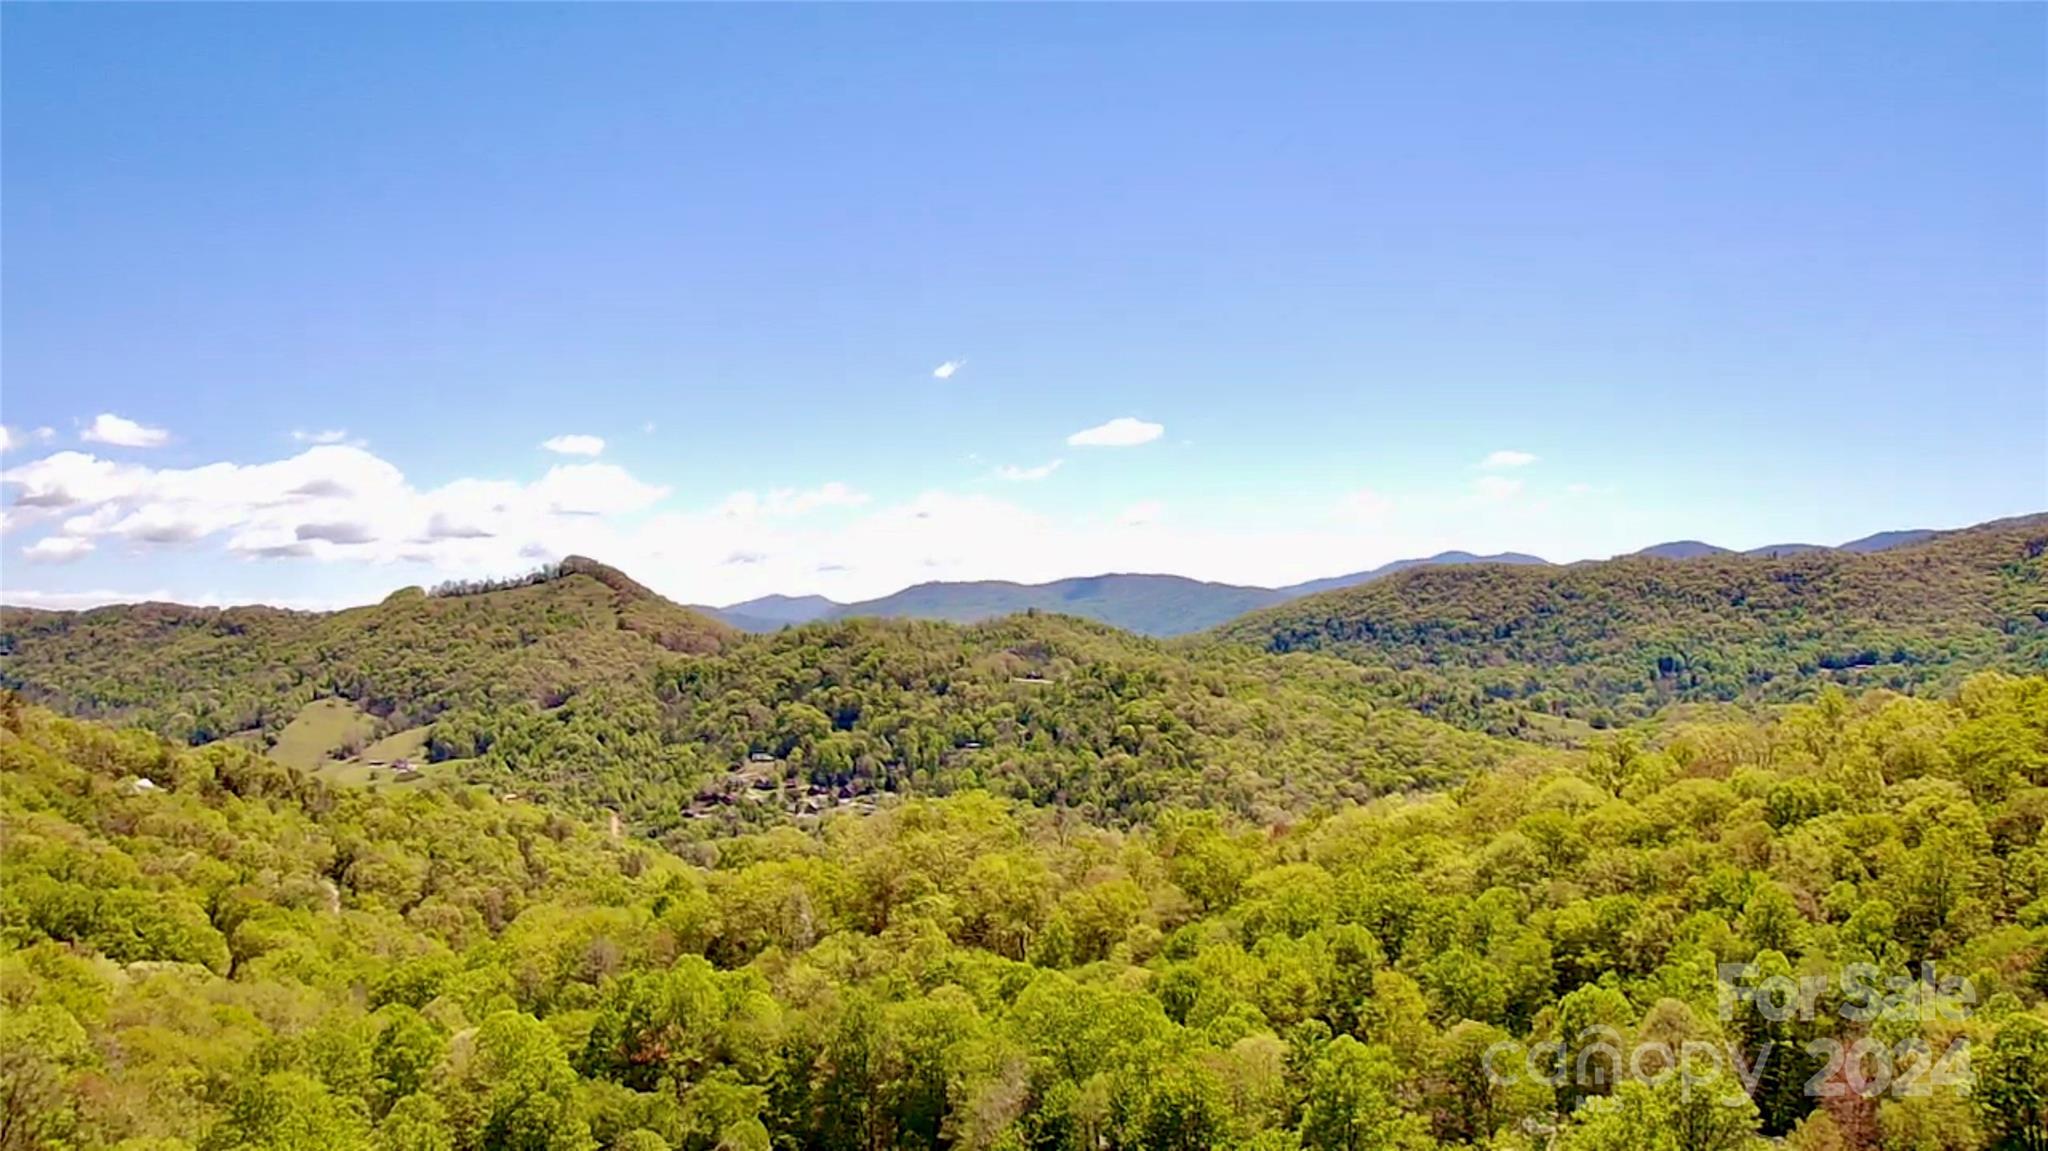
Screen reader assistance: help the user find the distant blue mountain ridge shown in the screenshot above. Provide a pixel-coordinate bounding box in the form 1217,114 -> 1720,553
692,524 -> 1945,637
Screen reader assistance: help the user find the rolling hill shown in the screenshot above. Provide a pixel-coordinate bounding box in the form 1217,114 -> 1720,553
0,560 -> 1516,833
1218,513 -> 2048,724
1841,527 -> 1938,553
0,555 -> 733,745
1741,543 -> 1829,558
1629,540 -> 1732,559
1275,550 -> 1551,598
694,592 -> 841,632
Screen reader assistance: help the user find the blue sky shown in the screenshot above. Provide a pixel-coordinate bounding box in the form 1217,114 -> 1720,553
3,5 -> 2043,608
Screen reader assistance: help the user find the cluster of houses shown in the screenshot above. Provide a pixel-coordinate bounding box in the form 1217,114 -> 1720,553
680,752 -> 883,821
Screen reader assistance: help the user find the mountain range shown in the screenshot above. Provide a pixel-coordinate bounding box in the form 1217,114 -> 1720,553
695,524 -> 1953,637
3,511 -> 2040,826
1221,511 -> 2047,726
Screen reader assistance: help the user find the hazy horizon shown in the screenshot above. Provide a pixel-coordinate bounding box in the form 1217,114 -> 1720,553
0,511 -> 2028,614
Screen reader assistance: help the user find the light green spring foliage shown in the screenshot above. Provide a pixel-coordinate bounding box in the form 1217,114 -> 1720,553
7,515 -> 2043,846
1223,514 -> 2048,730
0,589 -> 1513,836
3,674 -> 2048,1150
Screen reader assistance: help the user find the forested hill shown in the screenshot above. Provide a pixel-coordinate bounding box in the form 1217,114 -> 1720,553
1216,513 -> 2048,725
0,555 -> 734,745
0,573 -> 1512,834
7,516 -> 2043,837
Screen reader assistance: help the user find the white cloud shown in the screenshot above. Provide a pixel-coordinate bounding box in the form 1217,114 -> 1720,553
533,463 -> 668,515
932,359 -> 965,380
1472,475 -> 1525,501
0,425 -> 42,453
541,434 -> 606,457
0,425 -> 57,456
717,482 -> 870,520
80,413 -> 170,448
292,429 -> 354,446
0,437 -> 1647,610
3,452 -> 154,509
1479,449 -> 1538,470
642,421 -> 657,434
995,459 -> 1063,482
0,444 -> 669,571
1117,500 -> 1165,527
1066,417 -> 1164,448
22,535 -> 94,563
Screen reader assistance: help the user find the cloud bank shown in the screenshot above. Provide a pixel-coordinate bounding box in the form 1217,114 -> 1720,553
1,436 -> 1596,609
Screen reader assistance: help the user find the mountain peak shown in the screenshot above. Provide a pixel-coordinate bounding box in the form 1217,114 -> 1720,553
556,554 -> 651,596
1629,540 -> 1732,560
1276,550 -> 1552,600
1839,528 -> 1936,554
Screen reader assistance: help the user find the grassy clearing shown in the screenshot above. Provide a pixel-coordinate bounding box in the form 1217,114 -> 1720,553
1516,710 -> 1601,745
315,725 -> 444,787
214,709 -> 456,789
269,699 -> 378,770
359,725 -> 431,763
321,756 -> 463,788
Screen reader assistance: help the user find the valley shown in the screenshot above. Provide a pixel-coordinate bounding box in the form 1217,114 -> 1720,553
6,5 -> 2042,1147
